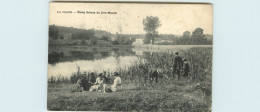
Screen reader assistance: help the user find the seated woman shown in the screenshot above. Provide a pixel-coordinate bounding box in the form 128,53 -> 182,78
104,72 -> 122,93
89,73 -> 103,92
111,72 -> 122,91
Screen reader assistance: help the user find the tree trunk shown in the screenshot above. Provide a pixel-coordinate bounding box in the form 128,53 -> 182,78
77,66 -> 80,75
152,36 -> 154,45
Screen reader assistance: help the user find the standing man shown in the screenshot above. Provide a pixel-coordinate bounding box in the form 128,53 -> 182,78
172,51 -> 183,80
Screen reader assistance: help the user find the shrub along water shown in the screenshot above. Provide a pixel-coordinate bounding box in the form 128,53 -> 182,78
47,47 -> 212,111
48,47 -> 212,90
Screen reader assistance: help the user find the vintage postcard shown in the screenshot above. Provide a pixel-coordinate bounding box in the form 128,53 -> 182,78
48,2 -> 213,111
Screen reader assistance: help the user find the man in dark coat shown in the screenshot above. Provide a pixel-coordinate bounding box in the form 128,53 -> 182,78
88,72 -> 96,85
76,75 -> 91,92
172,51 -> 183,80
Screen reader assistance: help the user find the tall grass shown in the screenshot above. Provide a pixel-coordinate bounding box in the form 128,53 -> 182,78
48,47 -> 212,87
48,47 -> 212,111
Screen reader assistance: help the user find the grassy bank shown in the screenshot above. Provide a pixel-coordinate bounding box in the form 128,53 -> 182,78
48,79 -> 211,111
47,47 -> 212,111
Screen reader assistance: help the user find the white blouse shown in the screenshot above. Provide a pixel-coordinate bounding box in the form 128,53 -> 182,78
94,77 -> 103,85
111,77 -> 121,91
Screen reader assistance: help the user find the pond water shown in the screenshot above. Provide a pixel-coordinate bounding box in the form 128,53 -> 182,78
48,45 -> 211,78
48,46 -> 143,78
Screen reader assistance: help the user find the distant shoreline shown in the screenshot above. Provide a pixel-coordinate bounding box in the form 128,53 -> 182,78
49,44 -> 212,47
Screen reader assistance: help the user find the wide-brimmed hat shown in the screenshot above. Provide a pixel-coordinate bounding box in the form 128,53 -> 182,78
98,73 -> 103,77
113,72 -> 119,76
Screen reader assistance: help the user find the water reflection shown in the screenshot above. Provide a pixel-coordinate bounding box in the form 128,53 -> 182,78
48,48 -> 137,65
48,52 -> 64,64
48,45 -> 211,78
48,56 -> 139,78
48,48 -> 140,77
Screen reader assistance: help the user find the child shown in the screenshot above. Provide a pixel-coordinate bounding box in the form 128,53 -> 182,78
183,58 -> 190,77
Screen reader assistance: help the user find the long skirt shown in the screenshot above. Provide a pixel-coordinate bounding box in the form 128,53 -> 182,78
89,84 -> 102,92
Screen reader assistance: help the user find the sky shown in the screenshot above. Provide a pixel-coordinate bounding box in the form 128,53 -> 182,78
49,3 -> 213,35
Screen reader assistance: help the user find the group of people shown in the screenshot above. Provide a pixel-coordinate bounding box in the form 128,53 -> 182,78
76,51 -> 190,93
77,71 -> 122,93
149,51 -> 190,83
172,51 -> 190,80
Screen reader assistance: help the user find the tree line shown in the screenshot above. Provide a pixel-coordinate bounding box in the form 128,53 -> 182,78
142,16 -> 212,45
49,25 -> 64,40
49,25 -> 134,45
50,17 -> 212,46
157,28 -> 212,45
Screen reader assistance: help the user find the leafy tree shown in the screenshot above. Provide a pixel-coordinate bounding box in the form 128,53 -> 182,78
192,28 -> 205,38
183,31 -> 191,38
49,25 -> 59,40
157,28 -> 212,45
71,29 -> 95,40
59,34 -> 64,40
144,33 -> 153,44
91,38 -> 98,45
112,40 -> 119,45
71,33 -> 76,40
102,35 -> 110,41
143,16 -> 161,44
80,40 -> 87,45
190,28 -> 206,44
118,36 -> 126,44
125,39 -> 135,45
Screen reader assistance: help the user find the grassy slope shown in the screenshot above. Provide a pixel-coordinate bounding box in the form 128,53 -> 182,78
47,47 -> 212,111
48,79 -> 211,111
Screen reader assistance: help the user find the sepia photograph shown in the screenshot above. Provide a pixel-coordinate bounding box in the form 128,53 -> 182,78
48,2 -> 213,111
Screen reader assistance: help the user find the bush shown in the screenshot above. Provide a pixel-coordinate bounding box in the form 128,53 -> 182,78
80,40 -> 87,45
112,40 -> 120,45
91,38 -> 98,45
